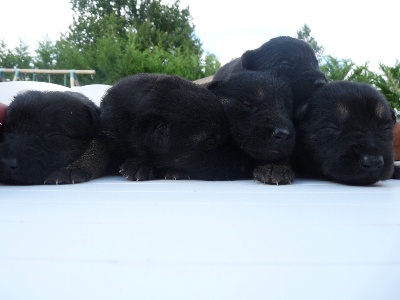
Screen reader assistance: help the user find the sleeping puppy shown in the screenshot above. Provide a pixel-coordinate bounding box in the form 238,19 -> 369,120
207,71 -> 296,184
213,36 -> 327,110
100,73 -> 252,181
292,80 -> 399,185
0,90 -> 104,185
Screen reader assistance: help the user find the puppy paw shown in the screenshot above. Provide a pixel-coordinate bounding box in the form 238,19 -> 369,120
253,163 -> 295,185
45,168 -> 92,184
45,169 -> 71,185
120,160 -> 156,181
69,169 -> 93,183
164,169 -> 190,180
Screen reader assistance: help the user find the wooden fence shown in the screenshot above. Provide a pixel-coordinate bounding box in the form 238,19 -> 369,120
0,69 -> 96,87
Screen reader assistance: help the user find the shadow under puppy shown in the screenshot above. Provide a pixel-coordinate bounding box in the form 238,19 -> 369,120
100,73 -> 252,181
292,80 -> 399,185
207,71 -> 296,184
212,36 -> 327,110
0,90 -> 105,185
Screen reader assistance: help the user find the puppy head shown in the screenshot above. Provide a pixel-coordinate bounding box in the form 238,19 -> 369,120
295,81 -> 395,185
208,71 -> 295,162
241,36 -> 327,104
241,36 -> 319,74
0,91 -> 99,184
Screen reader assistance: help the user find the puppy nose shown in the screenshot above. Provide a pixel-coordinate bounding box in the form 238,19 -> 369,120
314,78 -> 327,88
360,155 -> 384,170
273,128 -> 290,141
1,158 -> 18,172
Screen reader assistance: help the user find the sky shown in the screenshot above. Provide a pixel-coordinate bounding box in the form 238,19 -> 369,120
1,0 -> 399,72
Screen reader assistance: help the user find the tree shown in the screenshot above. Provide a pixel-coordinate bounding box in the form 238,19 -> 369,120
203,53 -> 221,77
0,40 -> 33,81
374,62 -> 400,110
52,38 -> 94,85
11,40 -> 33,70
34,37 -> 57,69
320,55 -> 354,80
346,63 -> 376,85
61,0 -> 217,82
296,24 -> 399,111
297,24 -> 324,62
0,40 -> 33,70
0,40 -> 11,81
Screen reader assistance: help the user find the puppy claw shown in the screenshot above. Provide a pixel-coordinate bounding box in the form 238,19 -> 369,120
45,168 -> 92,185
164,169 -> 190,180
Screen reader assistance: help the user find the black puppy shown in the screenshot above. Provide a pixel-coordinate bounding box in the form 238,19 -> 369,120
207,71 -> 295,184
213,36 -> 327,110
292,81 -> 398,185
100,73 -> 252,181
0,90 -> 104,185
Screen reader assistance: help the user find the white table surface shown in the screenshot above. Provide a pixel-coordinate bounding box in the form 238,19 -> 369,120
1,81 -> 400,300
1,176 -> 400,300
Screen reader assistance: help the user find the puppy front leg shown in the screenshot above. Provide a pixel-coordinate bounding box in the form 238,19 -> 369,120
44,138 -> 110,184
253,159 -> 295,185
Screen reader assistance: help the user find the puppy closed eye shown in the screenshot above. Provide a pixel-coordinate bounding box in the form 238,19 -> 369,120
324,124 -> 342,135
382,124 -> 393,134
383,124 -> 393,131
278,59 -> 294,69
242,100 -> 252,108
241,100 -> 256,112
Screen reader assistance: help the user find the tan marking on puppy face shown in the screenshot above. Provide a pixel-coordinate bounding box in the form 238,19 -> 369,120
336,102 -> 349,119
375,102 -> 386,118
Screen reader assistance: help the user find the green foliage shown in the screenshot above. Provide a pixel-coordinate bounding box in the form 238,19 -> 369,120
320,56 -> 376,84
203,53 -> 221,77
61,0 -> 214,82
297,24 -> 324,62
10,40 -> 33,69
374,62 -> 400,110
0,40 -> 33,69
320,56 -> 354,80
34,37 -> 57,69
1,0 -> 219,85
0,40 -> 33,81
346,63 -> 376,85
297,24 -> 400,110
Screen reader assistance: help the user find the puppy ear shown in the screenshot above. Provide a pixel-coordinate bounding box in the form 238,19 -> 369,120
206,80 -> 222,92
241,49 -> 257,70
84,103 -> 101,130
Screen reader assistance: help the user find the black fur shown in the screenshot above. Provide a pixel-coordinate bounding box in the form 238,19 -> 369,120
292,81 -> 397,185
213,36 -> 327,110
207,71 -> 295,184
100,73 -> 252,181
0,90 -> 102,185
